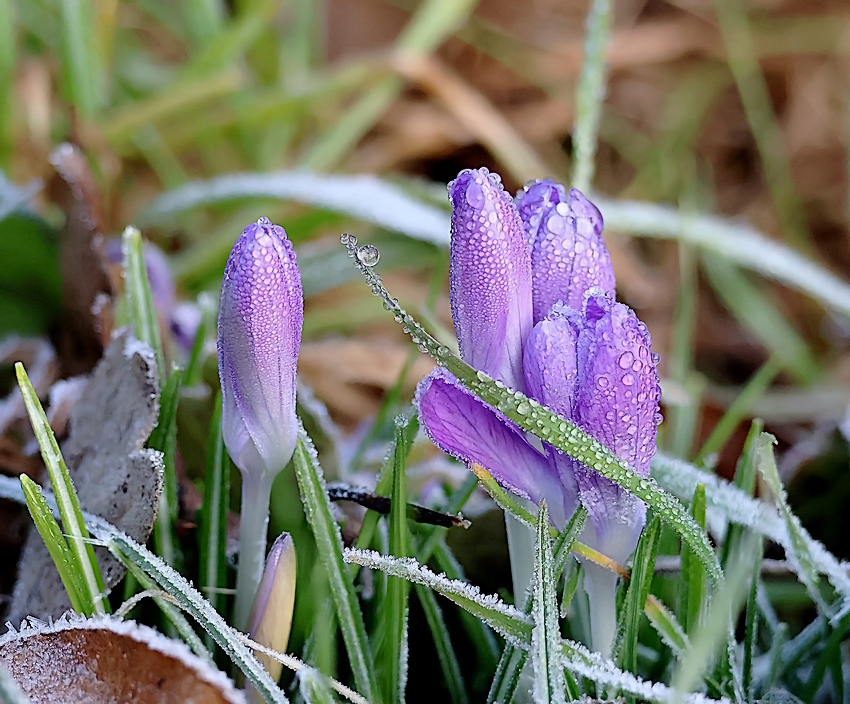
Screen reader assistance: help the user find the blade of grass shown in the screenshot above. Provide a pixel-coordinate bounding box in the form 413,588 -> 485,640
571,0 -> 613,192
0,0 -> 14,169
615,516 -> 661,675
384,415 -> 414,704
713,0 -> 810,252
719,420 -> 762,571
18,474 -> 88,615
59,0 -> 102,120
122,226 -> 165,379
300,0 -> 479,170
199,392 -> 230,639
701,255 -> 816,384
679,485 -> 706,636
695,358 -> 780,466
415,584 -> 468,704
531,502 -> 567,704
742,545 -> 762,700
184,0 -> 225,46
149,369 -> 183,569
15,363 -> 107,615
291,428 -> 380,702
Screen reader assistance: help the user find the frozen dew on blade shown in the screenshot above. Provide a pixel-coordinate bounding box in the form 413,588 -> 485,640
217,215 -> 303,630
355,244 -> 380,267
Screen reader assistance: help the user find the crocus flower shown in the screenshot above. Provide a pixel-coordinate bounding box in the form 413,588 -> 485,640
247,533 -> 297,700
416,170 -> 661,656
217,216 -> 303,629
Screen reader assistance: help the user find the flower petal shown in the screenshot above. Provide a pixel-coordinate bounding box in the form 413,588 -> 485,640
449,168 -> 533,391
217,218 -> 303,478
416,368 -> 575,527
516,181 -> 615,322
572,292 -> 662,561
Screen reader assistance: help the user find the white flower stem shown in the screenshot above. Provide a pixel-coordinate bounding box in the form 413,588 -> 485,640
234,472 -> 274,631
584,560 -> 619,660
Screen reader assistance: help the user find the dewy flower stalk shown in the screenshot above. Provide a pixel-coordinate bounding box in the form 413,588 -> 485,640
217,217 -> 303,631
416,169 -> 661,657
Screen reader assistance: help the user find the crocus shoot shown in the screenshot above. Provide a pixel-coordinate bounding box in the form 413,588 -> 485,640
217,217 -> 303,630
416,169 -> 662,657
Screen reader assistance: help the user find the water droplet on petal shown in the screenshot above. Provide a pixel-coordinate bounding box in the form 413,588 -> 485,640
257,216 -> 272,226
618,351 -> 634,369
651,351 -> 661,365
622,373 -> 635,386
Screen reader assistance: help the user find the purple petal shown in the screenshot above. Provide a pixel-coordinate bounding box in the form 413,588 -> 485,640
416,367 -> 576,527
448,168 -> 533,392
572,292 -> 661,561
516,181 -> 615,322
217,218 -> 303,478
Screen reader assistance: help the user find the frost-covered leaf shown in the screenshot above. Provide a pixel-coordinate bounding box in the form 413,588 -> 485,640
0,615 -> 243,704
140,171 -> 452,246
652,452 -> 850,615
9,330 -> 163,625
531,502 -> 566,704
343,548 -> 532,646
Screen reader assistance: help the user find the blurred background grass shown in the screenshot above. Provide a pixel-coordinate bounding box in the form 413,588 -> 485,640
2,0 -> 850,697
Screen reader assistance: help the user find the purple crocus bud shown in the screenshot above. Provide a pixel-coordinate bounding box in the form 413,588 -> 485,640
524,291 -> 661,656
217,217 -> 303,479
248,533 -> 297,688
449,168 -> 533,392
516,180 -> 615,323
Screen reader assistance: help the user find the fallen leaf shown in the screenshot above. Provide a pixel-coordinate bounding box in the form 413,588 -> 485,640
0,615 -> 244,704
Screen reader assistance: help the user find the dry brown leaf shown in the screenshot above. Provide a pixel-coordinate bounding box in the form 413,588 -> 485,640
0,616 -> 244,704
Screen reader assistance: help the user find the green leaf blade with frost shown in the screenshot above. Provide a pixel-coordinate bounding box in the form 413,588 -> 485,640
531,502 -> 567,704
291,430 -> 380,702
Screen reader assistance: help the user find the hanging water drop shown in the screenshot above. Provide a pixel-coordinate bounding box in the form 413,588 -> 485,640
356,244 -> 381,267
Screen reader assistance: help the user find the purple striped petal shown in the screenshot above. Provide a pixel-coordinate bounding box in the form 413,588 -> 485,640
449,168 -> 533,392
516,180 -> 615,323
217,218 -> 303,479
572,292 -> 661,562
416,368 -> 576,527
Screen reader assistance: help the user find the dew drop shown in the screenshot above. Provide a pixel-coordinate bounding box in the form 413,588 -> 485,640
651,351 -> 661,365
618,351 -> 634,369
622,373 -> 635,386
476,370 -> 490,382
356,244 -> 381,267
340,233 -> 357,246
257,216 -> 272,226
516,401 -> 530,415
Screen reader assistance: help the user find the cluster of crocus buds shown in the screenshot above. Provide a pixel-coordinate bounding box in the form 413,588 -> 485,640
217,216 -> 303,630
416,168 -> 662,656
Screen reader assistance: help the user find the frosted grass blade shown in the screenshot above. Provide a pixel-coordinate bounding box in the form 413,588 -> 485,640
122,226 -> 165,379
679,485 -> 707,635
615,516 -> 661,675
385,415 -> 414,704
18,475 -> 88,615
531,502 -> 567,704
415,584 -> 468,704
15,363 -> 106,615
291,428 -> 379,702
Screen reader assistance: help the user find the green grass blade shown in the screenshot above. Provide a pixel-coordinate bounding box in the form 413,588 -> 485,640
59,0 -> 103,119
18,475 -> 88,615
415,584 -> 468,704
742,546 -> 762,699
0,0 -> 14,169
488,647 -> 528,704
385,415 -> 414,704
679,485 -> 707,635
701,255 -> 816,384
343,247 -> 724,592
645,596 -> 688,657
149,369 -> 183,569
15,363 -> 107,615
531,502 -> 567,704
122,226 -> 165,380
615,516 -> 661,675
298,670 -> 336,704
291,429 -> 380,702
184,0 -> 224,46
199,393 -> 230,636
571,0 -> 612,192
